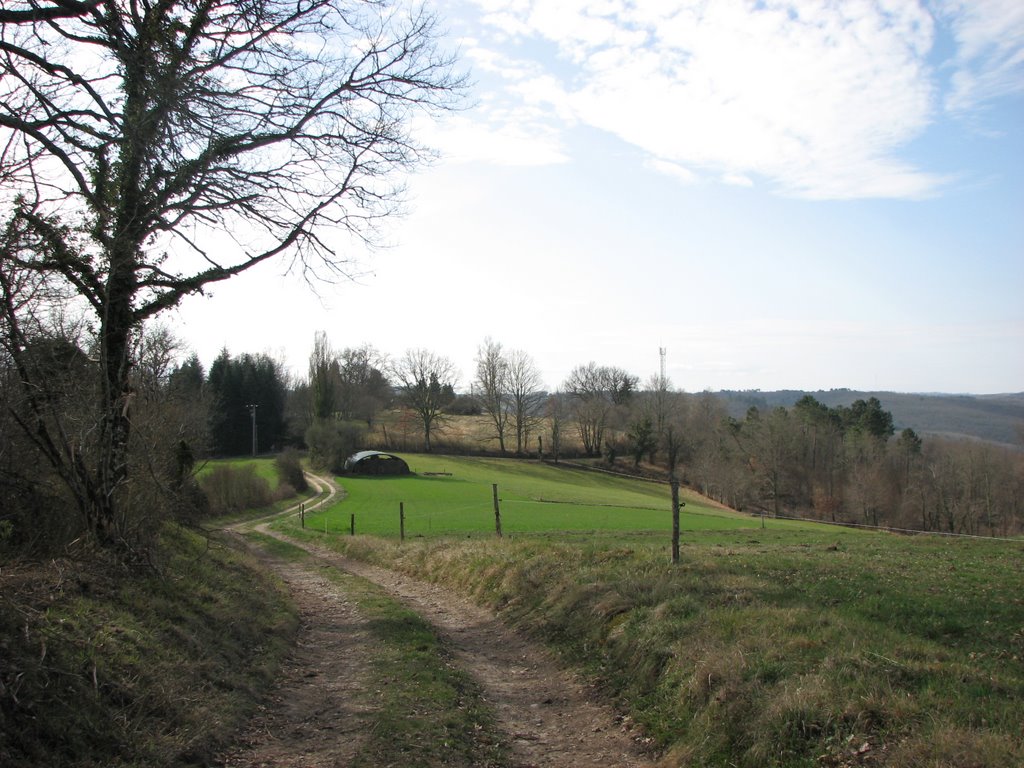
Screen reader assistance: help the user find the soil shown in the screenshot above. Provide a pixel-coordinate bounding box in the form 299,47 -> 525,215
215,546 -> 376,767
218,476 -> 659,768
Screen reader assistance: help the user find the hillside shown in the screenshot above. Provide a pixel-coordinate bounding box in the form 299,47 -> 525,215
716,389 -> 1024,447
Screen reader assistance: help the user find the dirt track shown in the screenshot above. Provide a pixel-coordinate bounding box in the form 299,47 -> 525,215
220,475 -> 657,767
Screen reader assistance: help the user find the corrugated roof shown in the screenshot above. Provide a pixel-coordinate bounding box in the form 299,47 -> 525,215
344,450 -> 409,471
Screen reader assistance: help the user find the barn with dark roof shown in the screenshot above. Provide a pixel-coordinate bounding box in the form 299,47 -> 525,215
343,450 -> 411,476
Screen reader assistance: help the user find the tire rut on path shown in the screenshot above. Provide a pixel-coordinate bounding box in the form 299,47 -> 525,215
282,537 -> 657,768
216,542 -> 376,768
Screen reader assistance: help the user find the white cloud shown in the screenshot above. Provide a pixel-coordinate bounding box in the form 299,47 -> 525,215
459,0 -> 960,198
722,173 -> 754,188
417,112 -> 568,166
571,1 -> 940,198
645,157 -> 698,184
938,0 -> 1024,113
455,0 -> 1022,198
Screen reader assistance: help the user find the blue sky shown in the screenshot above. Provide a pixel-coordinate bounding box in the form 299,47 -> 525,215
175,0 -> 1023,394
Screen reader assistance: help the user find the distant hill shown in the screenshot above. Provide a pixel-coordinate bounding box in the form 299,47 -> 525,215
714,389 -> 1024,448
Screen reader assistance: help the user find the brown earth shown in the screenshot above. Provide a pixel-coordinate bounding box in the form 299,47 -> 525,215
219,476 -> 659,767
215,540 -> 376,767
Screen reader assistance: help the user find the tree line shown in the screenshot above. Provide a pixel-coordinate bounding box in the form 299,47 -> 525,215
3,320 -> 1021,558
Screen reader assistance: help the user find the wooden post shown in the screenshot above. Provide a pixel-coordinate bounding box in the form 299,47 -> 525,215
400,502 -> 405,542
350,513 -> 355,536
300,503 -> 305,529
492,484 -> 502,538
671,480 -> 680,564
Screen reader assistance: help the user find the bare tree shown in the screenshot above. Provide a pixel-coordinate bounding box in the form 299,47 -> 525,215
563,362 -> 637,456
545,391 -> 566,462
337,344 -> 390,426
474,337 -> 510,453
0,0 -> 460,549
506,348 -> 544,454
392,348 -> 458,452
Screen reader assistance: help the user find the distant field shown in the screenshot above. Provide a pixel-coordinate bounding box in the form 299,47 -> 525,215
300,454 -> 830,538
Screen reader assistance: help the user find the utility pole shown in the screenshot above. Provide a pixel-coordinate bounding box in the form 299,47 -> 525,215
247,404 -> 258,456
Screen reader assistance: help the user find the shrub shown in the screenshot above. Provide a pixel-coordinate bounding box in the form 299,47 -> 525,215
199,464 -> 273,515
275,449 -> 308,493
305,419 -> 365,474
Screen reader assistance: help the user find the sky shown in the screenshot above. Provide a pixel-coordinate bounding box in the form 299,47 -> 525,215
171,0 -> 1024,395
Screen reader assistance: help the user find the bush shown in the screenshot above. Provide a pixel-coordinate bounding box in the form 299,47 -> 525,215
305,419 -> 365,474
199,464 -> 273,515
443,394 -> 481,416
275,449 -> 308,493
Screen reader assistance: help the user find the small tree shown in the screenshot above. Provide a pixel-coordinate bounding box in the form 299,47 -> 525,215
563,362 -> 638,456
305,420 -> 364,475
309,331 -> 339,422
507,349 -> 545,454
392,349 -> 458,452
337,344 -> 391,425
474,338 -> 511,453
628,416 -> 657,468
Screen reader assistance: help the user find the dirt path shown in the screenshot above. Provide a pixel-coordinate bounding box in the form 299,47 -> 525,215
216,550 -> 375,767
224,475 -> 657,767
313,546 -> 656,768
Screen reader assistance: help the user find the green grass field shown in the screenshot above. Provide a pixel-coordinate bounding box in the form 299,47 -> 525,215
281,454 -> 1024,767
303,454 -> 824,538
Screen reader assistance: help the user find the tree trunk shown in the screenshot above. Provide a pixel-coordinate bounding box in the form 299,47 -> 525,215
93,240 -> 138,548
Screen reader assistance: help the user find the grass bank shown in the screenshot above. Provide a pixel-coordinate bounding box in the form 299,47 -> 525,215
0,525 -> 298,767
288,523 -> 1024,767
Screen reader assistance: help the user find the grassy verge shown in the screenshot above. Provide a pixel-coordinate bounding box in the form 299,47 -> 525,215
0,525 -> 299,767
242,530 -> 509,767
289,525 -> 1024,767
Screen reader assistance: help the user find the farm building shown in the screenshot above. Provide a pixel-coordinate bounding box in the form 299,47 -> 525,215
344,450 -> 411,476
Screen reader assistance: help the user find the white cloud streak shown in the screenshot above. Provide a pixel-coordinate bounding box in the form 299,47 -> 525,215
457,0 -> 1022,199
939,0 -> 1024,113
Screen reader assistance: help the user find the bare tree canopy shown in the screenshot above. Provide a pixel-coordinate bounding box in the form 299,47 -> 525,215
1,0 -> 461,302
563,362 -> 637,456
392,347 -> 457,452
0,0 -> 461,550
474,337 -> 510,452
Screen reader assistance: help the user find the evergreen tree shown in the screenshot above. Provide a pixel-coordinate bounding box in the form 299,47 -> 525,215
207,351 -> 288,455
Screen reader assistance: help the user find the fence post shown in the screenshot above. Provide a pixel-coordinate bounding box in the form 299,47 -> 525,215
301,503 -> 305,529
671,480 -> 680,564
492,484 -> 503,537
350,513 -> 355,536
400,502 -> 405,542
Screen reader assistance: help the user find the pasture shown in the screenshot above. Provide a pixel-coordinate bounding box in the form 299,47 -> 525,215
300,454 -> 821,538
